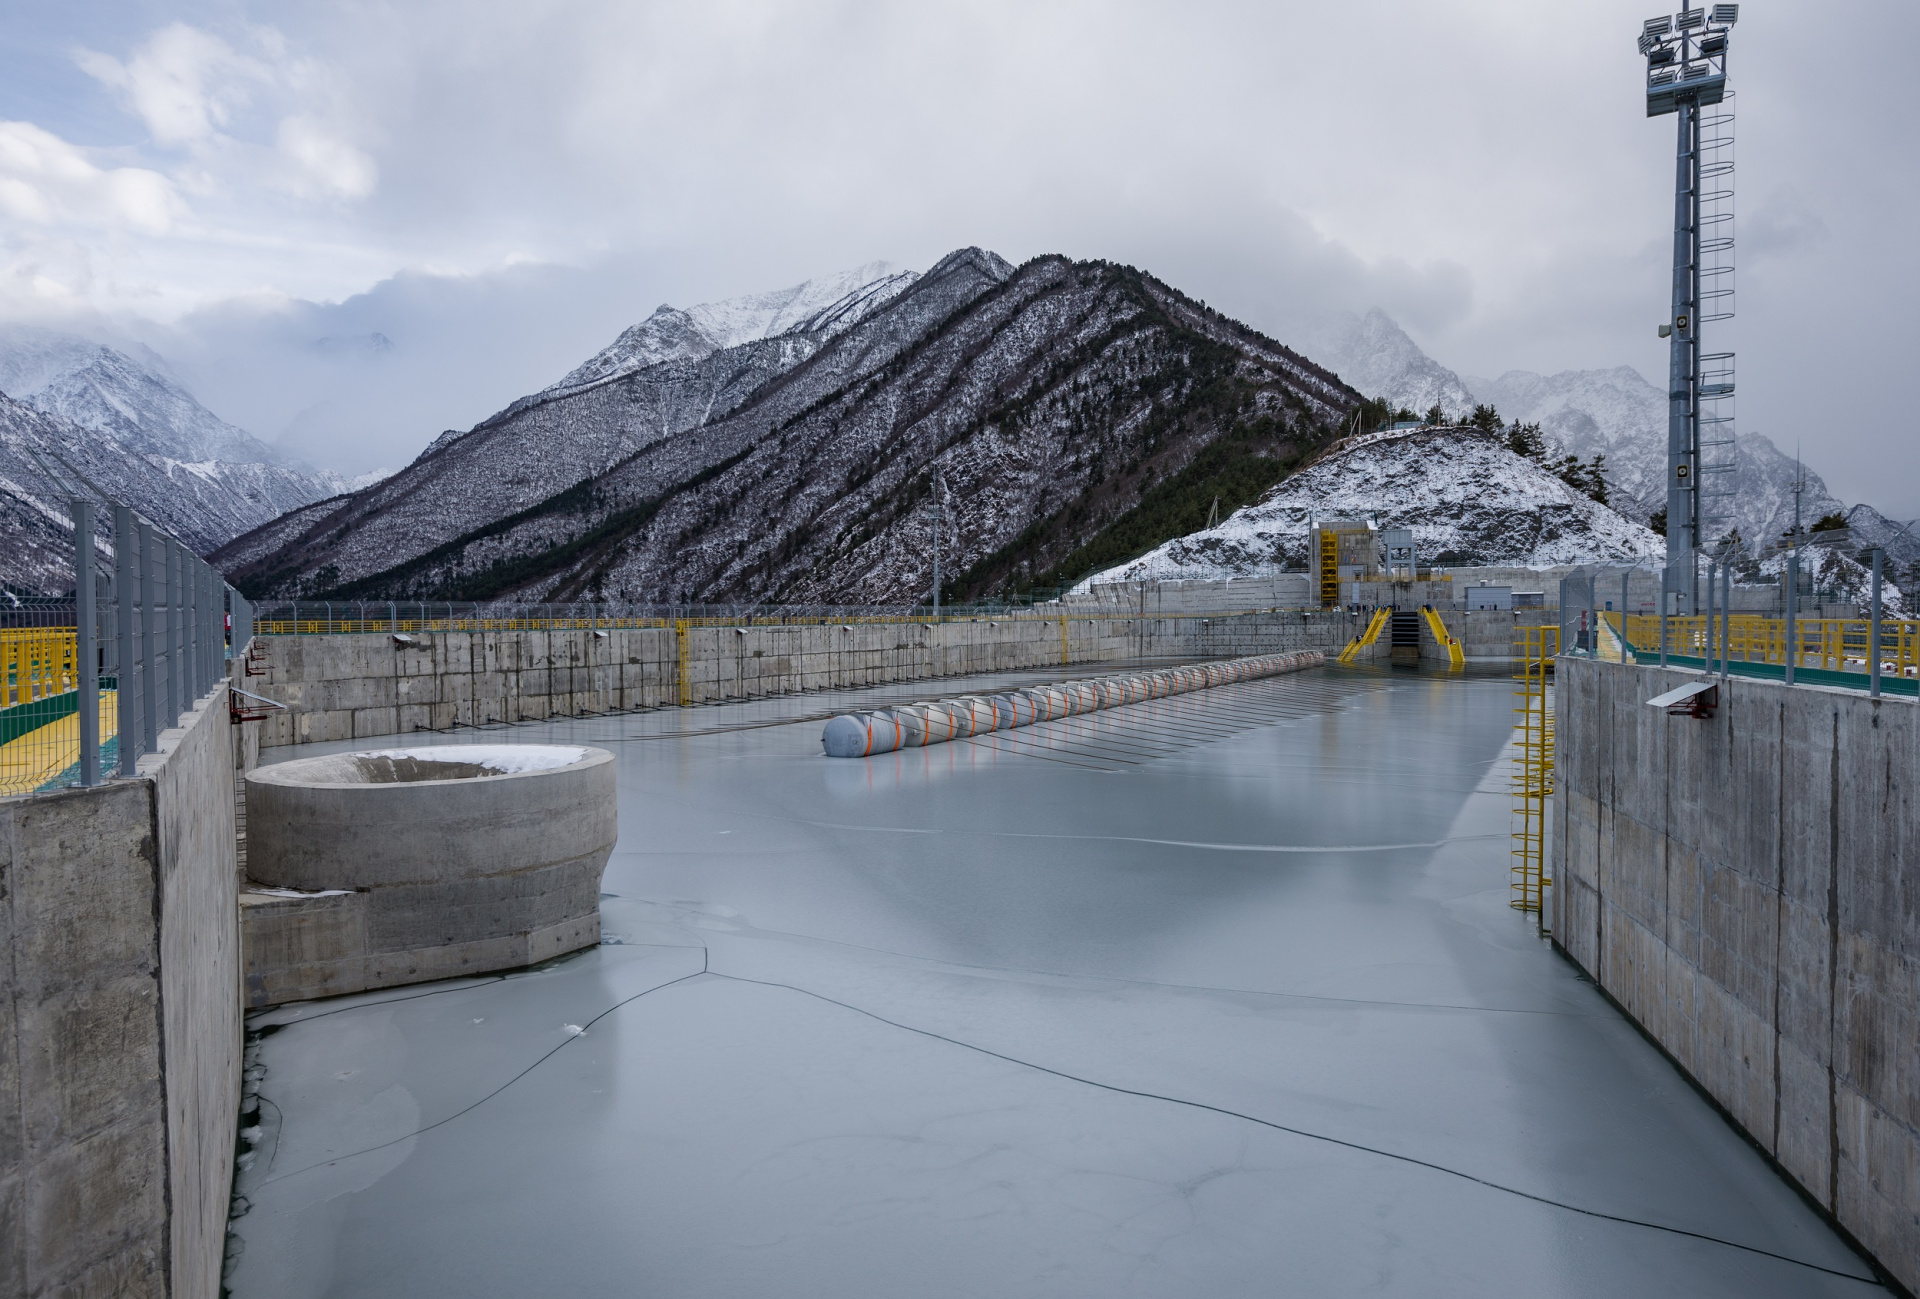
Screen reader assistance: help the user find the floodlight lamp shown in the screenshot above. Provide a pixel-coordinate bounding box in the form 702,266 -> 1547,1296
1638,31 -> 1657,54
1677,8 -> 1705,28
1649,45 -> 1677,65
1711,3 -> 1738,23
1643,15 -> 1672,35
1699,32 -> 1726,55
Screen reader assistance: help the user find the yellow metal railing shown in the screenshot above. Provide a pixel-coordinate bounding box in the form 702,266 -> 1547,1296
1617,614 -> 1920,679
1338,608 -> 1389,663
2,628 -> 78,708
1511,625 -> 1557,927
1422,606 -> 1464,669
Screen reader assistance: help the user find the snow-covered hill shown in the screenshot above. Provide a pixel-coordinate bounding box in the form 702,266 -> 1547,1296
1080,425 -> 1662,586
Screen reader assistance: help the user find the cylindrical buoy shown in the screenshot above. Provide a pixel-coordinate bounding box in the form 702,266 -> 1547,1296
822,650 -> 1326,756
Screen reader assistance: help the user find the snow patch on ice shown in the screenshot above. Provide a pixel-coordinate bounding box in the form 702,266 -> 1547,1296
354,744 -> 589,774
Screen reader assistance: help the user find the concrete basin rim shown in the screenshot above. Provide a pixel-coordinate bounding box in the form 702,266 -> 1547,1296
246,744 -> 616,790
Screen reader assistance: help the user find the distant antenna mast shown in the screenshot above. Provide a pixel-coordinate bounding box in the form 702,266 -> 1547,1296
1640,3 -> 1740,613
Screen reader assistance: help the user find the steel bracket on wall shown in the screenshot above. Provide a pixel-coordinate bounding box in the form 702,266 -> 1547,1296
1647,679 -> 1717,719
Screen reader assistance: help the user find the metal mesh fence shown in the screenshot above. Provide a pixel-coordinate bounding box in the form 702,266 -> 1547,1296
1,501 -> 251,797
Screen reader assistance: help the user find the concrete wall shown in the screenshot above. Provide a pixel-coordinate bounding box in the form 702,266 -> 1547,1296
1552,657 -> 1918,1291
1428,609 -> 1558,663
249,612 -> 1367,750
0,685 -> 239,1299
1071,574 -> 1313,613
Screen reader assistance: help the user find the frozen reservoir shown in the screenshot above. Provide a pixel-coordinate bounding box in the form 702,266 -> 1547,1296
227,663 -> 1886,1297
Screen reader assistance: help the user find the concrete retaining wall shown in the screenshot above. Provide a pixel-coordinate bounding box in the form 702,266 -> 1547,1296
1552,657 -> 1918,1291
1429,609 -> 1558,663
248,612 -> 1367,750
0,686 -> 239,1299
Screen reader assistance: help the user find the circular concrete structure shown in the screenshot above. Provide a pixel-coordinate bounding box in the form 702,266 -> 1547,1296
242,744 -> 618,1004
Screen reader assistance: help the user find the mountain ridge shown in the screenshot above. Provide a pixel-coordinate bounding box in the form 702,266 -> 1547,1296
217,249 -> 1362,605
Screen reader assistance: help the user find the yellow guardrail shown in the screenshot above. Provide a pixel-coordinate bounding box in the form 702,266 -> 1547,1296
2,628 -> 77,709
1511,625 -> 1558,928
1338,608 -> 1389,663
1618,614 -> 1920,678
1422,606 -> 1464,669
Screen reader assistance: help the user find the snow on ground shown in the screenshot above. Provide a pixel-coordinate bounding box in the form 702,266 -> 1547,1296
1759,545 -> 1910,617
1083,427 -> 1663,588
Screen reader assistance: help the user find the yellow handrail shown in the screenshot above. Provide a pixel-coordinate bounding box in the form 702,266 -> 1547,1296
1422,606 -> 1464,669
1338,608 -> 1390,663
1620,613 -> 1920,679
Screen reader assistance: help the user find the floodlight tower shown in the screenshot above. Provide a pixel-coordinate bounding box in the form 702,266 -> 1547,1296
1640,4 -> 1739,613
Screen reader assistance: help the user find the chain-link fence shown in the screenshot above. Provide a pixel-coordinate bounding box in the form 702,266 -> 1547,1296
0,499 -> 253,796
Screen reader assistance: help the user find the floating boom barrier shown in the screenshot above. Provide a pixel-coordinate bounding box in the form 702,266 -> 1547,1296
821,651 -> 1326,758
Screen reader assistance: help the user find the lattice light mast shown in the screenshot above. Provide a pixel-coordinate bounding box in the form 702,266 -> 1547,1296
1641,4 -> 1738,613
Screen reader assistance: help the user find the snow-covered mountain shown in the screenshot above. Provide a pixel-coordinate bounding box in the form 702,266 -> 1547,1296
1307,309 -> 1911,565
1304,308 -> 1477,421
215,259 -> 941,589
1081,425 -> 1663,586
0,329 -> 351,591
217,250 -> 1362,603
545,261 -> 917,396
1465,367 -> 1854,557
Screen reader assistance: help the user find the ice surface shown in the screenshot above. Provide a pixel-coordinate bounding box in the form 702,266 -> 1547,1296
233,665 -> 1886,1298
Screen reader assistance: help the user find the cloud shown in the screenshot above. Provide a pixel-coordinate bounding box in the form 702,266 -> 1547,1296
0,120 -> 182,232
274,115 -> 376,200
76,23 -> 266,148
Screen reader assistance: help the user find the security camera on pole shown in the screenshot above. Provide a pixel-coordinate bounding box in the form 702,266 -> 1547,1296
1641,4 -> 1739,614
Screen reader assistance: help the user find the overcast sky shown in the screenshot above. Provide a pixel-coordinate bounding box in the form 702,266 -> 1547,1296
2,1 -> 1914,516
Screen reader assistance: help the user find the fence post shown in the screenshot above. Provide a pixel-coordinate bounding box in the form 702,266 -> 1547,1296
1721,564 -> 1731,682
138,522 -> 158,753
1704,560 -> 1717,674
187,553 -> 202,701
1659,572 -> 1669,667
73,499 -> 98,787
1869,549 -> 1883,700
1784,553 -> 1798,687
166,540 -> 183,724
115,507 -> 138,776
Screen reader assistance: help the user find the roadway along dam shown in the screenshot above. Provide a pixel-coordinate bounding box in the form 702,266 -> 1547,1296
224,661 -> 1887,1297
